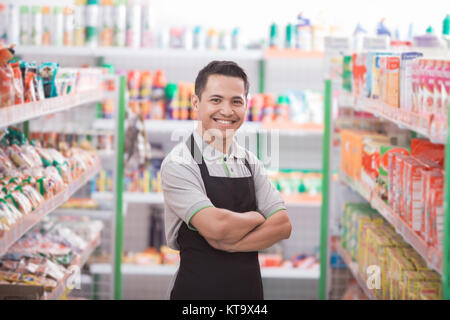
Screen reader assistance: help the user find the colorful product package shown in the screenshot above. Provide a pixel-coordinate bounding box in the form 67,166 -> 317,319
379,145 -> 409,203
369,52 -> 392,99
385,56 -> 400,108
421,169 -> 443,244
403,158 -> 426,231
430,187 -> 443,250
38,62 -> 59,98
400,52 -> 423,114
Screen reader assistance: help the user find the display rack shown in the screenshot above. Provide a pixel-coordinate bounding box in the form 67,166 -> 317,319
319,53 -> 450,299
89,263 -> 319,280
0,159 -> 101,257
45,232 -> 102,300
0,70 -> 109,299
340,173 -> 442,275
334,241 -> 375,300
339,93 -> 446,144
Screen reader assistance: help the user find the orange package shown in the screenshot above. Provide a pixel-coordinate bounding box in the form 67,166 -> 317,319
421,169 -> 443,244
403,157 -> 426,230
430,187 -> 444,250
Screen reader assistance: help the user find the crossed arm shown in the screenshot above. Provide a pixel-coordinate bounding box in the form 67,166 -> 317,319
190,207 -> 292,253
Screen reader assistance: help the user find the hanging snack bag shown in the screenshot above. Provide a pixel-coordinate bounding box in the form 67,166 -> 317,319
7,143 -> 34,169
10,62 -> 24,105
0,63 -> 14,108
38,62 -> 59,98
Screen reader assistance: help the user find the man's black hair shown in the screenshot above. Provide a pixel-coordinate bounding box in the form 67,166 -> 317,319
194,61 -> 249,100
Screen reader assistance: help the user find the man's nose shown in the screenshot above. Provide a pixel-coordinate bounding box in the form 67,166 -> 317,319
220,102 -> 234,116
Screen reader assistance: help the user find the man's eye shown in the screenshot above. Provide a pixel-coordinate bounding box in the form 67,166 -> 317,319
211,98 -> 221,103
233,100 -> 243,105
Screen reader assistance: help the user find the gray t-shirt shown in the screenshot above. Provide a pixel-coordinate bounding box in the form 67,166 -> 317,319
161,130 -> 286,251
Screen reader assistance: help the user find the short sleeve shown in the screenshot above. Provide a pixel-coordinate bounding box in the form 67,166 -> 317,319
246,151 -> 286,219
161,155 -> 214,230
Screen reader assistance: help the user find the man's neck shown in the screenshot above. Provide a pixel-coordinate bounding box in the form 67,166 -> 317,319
196,126 -> 233,155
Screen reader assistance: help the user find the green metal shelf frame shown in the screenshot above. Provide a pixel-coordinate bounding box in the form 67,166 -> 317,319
319,80 -> 450,300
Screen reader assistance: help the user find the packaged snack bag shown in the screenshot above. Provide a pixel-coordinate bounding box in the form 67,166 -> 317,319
38,62 -> 59,98
0,63 -> 14,108
10,62 -> 24,105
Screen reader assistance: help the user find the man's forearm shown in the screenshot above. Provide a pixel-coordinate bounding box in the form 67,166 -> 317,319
207,211 -> 291,252
218,209 -> 265,243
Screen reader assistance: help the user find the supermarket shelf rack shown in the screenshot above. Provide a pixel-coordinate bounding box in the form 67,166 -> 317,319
334,241 -> 375,300
0,153 -> 102,258
89,263 -> 319,280
0,89 -> 104,128
45,232 -> 102,300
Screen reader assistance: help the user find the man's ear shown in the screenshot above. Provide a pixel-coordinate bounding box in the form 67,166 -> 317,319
191,94 -> 200,111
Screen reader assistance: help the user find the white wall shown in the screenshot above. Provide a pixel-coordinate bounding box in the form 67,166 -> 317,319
3,0 -> 450,44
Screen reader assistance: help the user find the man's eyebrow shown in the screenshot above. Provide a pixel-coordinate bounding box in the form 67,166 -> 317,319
208,94 -> 224,99
232,96 -> 244,100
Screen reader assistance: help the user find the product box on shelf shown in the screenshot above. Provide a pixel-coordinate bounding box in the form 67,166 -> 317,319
384,56 -> 401,108
421,169 -> 444,245
400,52 -> 423,117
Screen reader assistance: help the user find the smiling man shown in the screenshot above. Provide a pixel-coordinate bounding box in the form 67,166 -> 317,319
161,61 -> 292,300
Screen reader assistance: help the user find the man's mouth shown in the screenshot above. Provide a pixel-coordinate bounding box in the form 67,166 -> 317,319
212,118 -> 238,125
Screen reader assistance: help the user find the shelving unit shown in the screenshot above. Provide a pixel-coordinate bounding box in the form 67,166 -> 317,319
89,263 -> 319,280
45,233 -> 102,300
334,241 -> 375,300
0,159 -> 101,257
319,50 -> 450,300
0,70 -> 111,299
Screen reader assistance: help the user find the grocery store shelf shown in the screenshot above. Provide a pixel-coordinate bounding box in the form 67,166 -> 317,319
0,89 -> 104,128
17,46 -> 264,60
338,94 -> 446,145
339,173 -> 442,275
93,191 -> 321,208
52,208 -> 113,220
89,263 -> 319,279
335,241 -> 376,300
92,118 -> 323,136
264,48 -> 324,59
0,158 -> 102,257
45,233 -> 102,300
282,194 -> 322,208
92,192 -> 164,204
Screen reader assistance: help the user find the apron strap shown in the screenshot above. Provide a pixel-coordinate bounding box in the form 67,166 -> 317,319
186,133 -> 254,178
186,134 -> 210,178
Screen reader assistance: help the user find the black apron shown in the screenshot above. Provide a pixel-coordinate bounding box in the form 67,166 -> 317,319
170,134 -> 264,300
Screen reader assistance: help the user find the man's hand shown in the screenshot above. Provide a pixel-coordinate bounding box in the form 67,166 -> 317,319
205,210 -> 291,253
190,207 -> 265,244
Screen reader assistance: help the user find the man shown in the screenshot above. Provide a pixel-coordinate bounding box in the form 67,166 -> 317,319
161,61 -> 292,300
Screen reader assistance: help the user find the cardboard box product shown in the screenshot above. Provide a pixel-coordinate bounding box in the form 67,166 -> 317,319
379,145 -> 410,203
385,56 -> 401,108
430,187 -> 444,250
400,52 -> 424,113
421,170 -> 444,244
352,52 -> 367,97
403,157 -> 426,230
387,248 -> 416,300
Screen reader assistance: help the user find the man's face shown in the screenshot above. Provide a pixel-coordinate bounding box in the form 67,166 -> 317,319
192,74 -> 247,141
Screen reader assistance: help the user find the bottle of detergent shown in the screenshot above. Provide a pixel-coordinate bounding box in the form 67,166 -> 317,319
296,12 -> 312,51
151,70 -> 167,120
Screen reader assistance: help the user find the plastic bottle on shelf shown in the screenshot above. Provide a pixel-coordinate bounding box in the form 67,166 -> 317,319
63,6 -> 74,46
139,70 -> 152,100
73,0 -> 85,46
41,6 -> 51,46
193,26 -> 204,50
188,84 -> 196,120
31,6 -> 42,46
113,0 -> 127,47
7,4 -> 19,46
269,22 -> 279,48
285,23 -> 294,49
150,70 -> 167,120
86,0 -> 99,47
53,7 -> 64,47
296,13 -> 312,51
218,30 -> 228,50
276,95 -> 290,122
442,14 -> 450,48
352,23 -> 366,53
205,28 -> 217,50
231,27 -> 240,50
165,83 -> 179,120
262,94 -> 275,122
19,6 -> 30,46
141,0 -> 152,48
100,0 -> 114,47
126,0 -> 141,48
0,4 -> 7,45
250,94 -> 263,121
